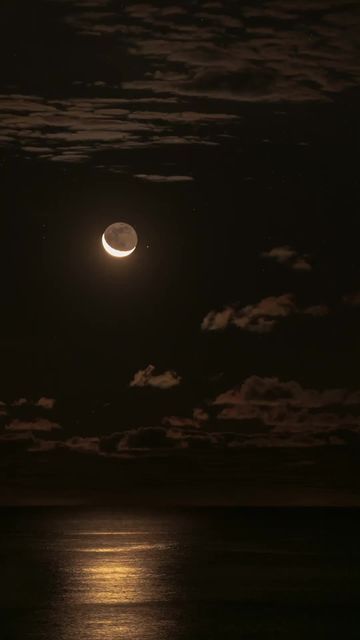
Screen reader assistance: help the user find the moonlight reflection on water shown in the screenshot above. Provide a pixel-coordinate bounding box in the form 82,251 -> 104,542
2,509 -> 360,640
53,515 -> 180,640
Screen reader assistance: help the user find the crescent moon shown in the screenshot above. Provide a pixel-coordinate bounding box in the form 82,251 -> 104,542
102,233 -> 136,258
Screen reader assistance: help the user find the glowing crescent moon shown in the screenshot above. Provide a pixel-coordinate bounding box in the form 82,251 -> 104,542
102,222 -> 138,258
102,233 -> 136,258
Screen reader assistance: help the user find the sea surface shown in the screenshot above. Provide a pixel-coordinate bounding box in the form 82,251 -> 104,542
1,507 -> 360,639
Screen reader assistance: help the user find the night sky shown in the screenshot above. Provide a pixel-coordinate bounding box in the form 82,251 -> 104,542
1,0 -> 360,505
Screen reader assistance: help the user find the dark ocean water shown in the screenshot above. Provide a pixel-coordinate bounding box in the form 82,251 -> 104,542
1,507 -> 360,639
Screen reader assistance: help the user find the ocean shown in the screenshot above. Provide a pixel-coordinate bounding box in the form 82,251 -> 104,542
1,507 -> 360,639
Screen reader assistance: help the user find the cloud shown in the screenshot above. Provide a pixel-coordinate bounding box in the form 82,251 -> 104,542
216,404 -> 261,421
201,306 -> 234,331
0,431 -> 36,453
130,364 -> 181,389
162,408 -> 208,429
202,294 -> 297,333
202,294 -> 330,333
65,436 -> 100,453
3,0 -> 359,171
212,375 -> 360,443
128,111 -> 237,123
226,431 -> 355,448
262,246 -> 297,264
343,291 -> 360,307
292,258 -> 312,272
303,305 -> 329,317
116,1 -> 360,103
193,407 -> 209,423
215,377 -> 301,408
0,94 -> 235,164
99,431 -> 128,454
118,426 -> 179,450
51,152 -> 90,163
134,174 -> 194,183
30,426 -> 215,457
28,439 -> 60,452
346,391 -> 360,405
29,435 -> 100,453
112,425 -> 220,452
15,387 -> 360,457
0,431 -> 33,442
5,418 -> 61,432
262,246 -> 312,271
162,416 -> 199,428
35,397 -> 56,410
181,433 -> 217,450
12,398 -> 28,407
214,376 -> 351,410
10,396 -> 56,409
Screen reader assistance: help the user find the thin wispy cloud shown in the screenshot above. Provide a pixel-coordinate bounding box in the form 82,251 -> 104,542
2,0 -> 358,170
134,174 -> 194,183
5,418 -> 61,433
0,94 -> 232,164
